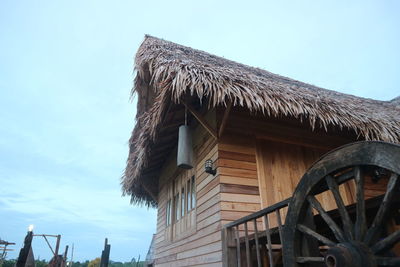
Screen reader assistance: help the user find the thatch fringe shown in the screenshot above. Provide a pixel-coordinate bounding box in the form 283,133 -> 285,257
122,35 -> 400,206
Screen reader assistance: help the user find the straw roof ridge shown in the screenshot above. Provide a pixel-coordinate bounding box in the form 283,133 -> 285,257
391,96 -> 400,105
122,35 -> 400,206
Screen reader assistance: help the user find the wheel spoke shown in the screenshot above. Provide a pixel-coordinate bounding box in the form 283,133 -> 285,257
296,257 -> 324,263
325,175 -> 354,240
364,173 -> 399,245
307,195 -> 346,242
371,229 -> 400,254
312,169 -> 354,195
375,257 -> 400,266
297,224 -> 336,247
354,166 -> 366,241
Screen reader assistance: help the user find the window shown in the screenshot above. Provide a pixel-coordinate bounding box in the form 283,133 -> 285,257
165,170 -> 196,240
186,179 -> 191,211
181,187 -> 185,217
174,193 -> 180,221
191,175 -> 196,209
166,199 -> 172,226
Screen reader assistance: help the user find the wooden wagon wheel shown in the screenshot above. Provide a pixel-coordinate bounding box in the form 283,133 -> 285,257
283,141 -> 400,267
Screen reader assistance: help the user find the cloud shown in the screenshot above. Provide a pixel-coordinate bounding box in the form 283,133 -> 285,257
0,167 -> 156,261
0,170 -> 155,231
0,73 -> 154,261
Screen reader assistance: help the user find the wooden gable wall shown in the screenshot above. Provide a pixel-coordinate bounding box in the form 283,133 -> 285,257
153,110 -> 223,267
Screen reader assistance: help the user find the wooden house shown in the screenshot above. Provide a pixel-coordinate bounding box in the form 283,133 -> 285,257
122,36 -> 400,266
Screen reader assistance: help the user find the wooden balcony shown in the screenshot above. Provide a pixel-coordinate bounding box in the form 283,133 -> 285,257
222,199 -> 289,267
221,194 -> 400,267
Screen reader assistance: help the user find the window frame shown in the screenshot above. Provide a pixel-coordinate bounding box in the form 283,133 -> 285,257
165,170 -> 196,239
174,193 -> 180,221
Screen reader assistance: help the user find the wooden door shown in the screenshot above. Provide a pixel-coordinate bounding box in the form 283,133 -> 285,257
256,140 -> 355,224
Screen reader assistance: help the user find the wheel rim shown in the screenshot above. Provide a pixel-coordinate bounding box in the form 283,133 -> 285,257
283,141 -> 400,267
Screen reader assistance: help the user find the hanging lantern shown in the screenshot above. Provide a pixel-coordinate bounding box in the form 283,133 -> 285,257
177,125 -> 193,169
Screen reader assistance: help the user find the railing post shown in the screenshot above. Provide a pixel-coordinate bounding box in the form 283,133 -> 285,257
222,199 -> 290,267
222,227 -> 237,267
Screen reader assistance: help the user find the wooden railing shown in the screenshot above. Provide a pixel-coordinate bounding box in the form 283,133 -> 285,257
222,199 -> 290,267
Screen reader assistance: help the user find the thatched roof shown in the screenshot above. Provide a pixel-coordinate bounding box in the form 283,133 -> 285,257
391,96 -> 400,105
122,35 -> 400,206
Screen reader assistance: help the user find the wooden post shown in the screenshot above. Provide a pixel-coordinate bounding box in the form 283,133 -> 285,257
222,228 -> 237,267
100,238 -> 110,267
54,235 -> 61,267
69,244 -> 74,267
218,102 -> 232,138
54,235 -> 61,257
61,245 -> 69,267
16,231 -> 33,267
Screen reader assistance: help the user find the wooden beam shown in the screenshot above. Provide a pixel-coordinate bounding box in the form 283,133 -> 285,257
218,101 -> 232,138
182,101 -> 218,139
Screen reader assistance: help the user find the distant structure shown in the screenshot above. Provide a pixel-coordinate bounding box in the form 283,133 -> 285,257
48,255 -> 64,267
100,238 -> 110,267
0,238 -> 16,264
16,229 -> 33,267
25,247 -> 35,267
144,235 -> 155,267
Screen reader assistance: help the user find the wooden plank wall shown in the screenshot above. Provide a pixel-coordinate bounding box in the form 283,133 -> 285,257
256,139 -> 356,225
218,108 -> 390,227
152,105 -> 391,266
153,117 -> 223,266
217,107 -> 356,229
218,134 -> 262,229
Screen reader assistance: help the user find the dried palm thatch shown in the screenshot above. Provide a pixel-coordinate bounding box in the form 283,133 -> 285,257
123,35 -> 400,206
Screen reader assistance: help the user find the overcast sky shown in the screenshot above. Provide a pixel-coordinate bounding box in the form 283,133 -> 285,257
0,0 -> 399,262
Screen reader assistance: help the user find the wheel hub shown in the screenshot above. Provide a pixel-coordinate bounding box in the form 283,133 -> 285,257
325,242 -> 376,267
